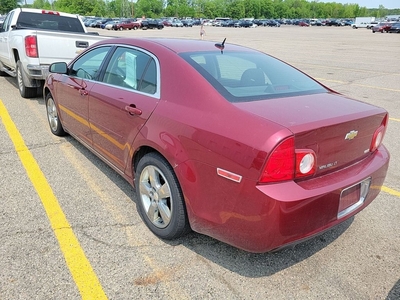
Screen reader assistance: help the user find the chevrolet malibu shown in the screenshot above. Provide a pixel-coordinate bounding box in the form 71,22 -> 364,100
43,38 -> 390,253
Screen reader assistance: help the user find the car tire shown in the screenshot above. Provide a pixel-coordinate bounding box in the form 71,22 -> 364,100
135,152 -> 190,240
45,92 -> 67,136
16,60 -> 37,98
133,26 -> 137,30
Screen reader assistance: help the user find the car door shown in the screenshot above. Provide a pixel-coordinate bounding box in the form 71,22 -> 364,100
0,11 -> 14,67
56,46 -> 111,145
88,46 -> 159,172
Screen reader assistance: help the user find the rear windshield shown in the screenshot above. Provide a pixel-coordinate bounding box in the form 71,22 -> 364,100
181,51 -> 327,102
17,12 -> 85,33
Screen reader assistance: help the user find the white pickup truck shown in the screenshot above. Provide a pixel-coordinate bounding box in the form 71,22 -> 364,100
0,8 -> 108,98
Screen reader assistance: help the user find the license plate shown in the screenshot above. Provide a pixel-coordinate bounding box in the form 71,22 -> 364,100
338,178 -> 371,219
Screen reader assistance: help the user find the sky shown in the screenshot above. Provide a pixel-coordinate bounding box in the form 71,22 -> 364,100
24,0 -> 400,9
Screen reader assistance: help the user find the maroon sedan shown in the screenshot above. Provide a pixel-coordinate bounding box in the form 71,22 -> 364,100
372,22 -> 392,33
43,38 -> 390,253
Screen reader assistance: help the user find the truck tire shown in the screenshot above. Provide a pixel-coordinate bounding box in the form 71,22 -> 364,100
16,61 -> 37,98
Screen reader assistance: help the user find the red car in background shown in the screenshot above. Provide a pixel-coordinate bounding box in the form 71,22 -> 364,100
113,19 -> 141,30
299,21 -> 310,27
43,38 -> 389,253
372,22 -> 392,33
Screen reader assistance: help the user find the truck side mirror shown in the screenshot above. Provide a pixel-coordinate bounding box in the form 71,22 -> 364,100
49,62 -> 68,74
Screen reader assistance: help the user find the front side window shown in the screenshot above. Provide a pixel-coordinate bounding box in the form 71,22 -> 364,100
182,51 -> 327,102
70,46 -> 111,80
102,47 -> 157,94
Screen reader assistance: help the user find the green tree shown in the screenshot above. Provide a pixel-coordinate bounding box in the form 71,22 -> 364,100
226,0 -> 245,19
1,0 -> 19,13
32,0 -> 52,9
135,0 -> 163,18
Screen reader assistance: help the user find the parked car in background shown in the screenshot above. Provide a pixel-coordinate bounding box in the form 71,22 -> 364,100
371,22 -> 392,33
342,19 -> 353,26
325,19 -> 342,26
43,37 -> 389,253
181,19 -> 193,27
265,20 -> 280,27
298,21 -> 310,27
235,20 -> 254,28
97,18 -> 112,28
101,20 -> 117,29
387,22 -> 400,33
104,20 -> 119,30
171,20 -> 184,27
141,19 -> 164,30
113,19 -> 141,30
162,19 -> 172,27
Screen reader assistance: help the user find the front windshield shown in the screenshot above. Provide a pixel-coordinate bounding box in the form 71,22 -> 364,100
181,51 -> 327,102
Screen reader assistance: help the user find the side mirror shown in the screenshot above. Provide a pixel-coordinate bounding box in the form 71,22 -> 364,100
49,62 -> 68,74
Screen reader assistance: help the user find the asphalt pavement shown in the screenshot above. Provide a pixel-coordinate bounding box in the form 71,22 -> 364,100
0,25 -> 399,299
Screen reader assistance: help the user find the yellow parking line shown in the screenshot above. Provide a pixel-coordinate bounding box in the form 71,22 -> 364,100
0,101 -> 107,299
381,186 -> 400,197
389,117 -> 400,122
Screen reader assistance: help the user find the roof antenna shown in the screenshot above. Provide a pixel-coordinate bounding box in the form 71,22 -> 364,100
215,38 -> 226,54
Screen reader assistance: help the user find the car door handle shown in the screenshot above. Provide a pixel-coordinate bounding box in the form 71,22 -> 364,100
80,89 -> 88,96
125,105 -> 142,116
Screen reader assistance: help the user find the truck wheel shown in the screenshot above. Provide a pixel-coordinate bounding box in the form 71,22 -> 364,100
16,61 -> 37,98
133,27 -> 137,30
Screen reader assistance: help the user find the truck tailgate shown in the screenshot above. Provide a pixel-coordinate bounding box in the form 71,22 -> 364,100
35,30 -> 110,64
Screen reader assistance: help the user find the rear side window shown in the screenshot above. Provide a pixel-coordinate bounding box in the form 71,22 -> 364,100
181,51 -> 327,102
102,47 -> 157,95
17,12 -> 85,33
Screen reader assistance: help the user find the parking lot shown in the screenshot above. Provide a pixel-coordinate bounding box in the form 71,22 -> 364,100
0,25 -> 399,299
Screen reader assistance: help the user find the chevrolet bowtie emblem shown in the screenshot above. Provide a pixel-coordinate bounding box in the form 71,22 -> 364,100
345,130 -> 358,140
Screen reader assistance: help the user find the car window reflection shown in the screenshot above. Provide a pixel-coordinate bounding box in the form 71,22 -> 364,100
70,46 -> 111,80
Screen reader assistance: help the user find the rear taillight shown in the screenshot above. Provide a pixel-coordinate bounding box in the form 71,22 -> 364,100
370,114 -> 388,152
25,35 -> 38,58
259,137 -> 316,184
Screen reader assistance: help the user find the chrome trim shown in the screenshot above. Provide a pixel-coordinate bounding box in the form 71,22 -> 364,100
345,130 -> 358,140
338,177 -> 371,219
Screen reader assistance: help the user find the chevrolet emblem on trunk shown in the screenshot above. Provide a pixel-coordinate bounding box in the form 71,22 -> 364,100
345,130 -> 358,140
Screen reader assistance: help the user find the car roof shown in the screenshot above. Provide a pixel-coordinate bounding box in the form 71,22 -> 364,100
94,38 -> 256,54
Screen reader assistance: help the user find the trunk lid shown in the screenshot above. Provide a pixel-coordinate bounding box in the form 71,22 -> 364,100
235,92 -> 387,175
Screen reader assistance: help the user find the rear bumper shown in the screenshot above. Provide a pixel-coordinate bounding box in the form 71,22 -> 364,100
26,64 -> 49,80
183,145 -> 390,253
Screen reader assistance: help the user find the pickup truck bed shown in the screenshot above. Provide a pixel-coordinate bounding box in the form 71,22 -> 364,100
0,8 -> 109,98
